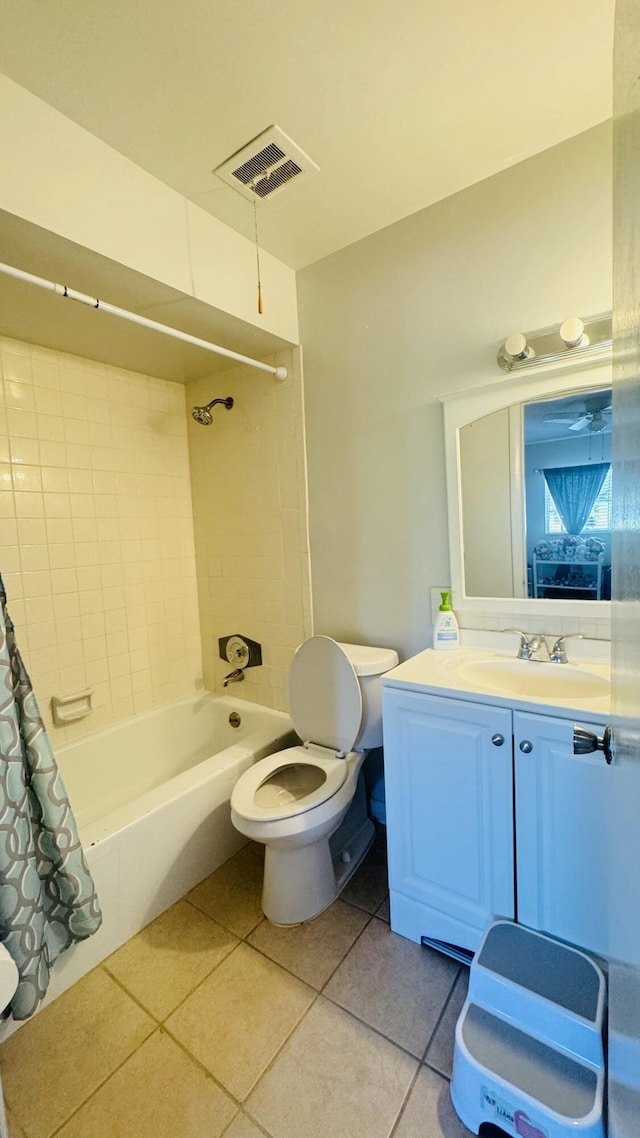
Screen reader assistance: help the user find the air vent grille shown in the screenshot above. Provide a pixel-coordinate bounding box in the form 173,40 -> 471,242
252,159 -> 303,198
213,125 -> 319,204
232,143 -> 286,185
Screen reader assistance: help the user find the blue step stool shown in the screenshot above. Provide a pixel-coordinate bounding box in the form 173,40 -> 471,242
451,920 -> 606,1138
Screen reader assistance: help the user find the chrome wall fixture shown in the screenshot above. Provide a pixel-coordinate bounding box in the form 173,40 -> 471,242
497,312 -> 612,372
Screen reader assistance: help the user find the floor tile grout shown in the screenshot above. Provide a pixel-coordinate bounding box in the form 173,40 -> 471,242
419,963 -> 462,1066
46,1022 -> 160,1138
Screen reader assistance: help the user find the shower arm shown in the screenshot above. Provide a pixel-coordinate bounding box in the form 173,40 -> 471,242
0,261 -> 288,381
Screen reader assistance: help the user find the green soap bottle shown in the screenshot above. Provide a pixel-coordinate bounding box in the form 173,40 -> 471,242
432,590 -> 459,651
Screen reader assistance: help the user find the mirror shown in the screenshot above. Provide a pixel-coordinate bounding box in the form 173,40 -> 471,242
442,359 -> 612,617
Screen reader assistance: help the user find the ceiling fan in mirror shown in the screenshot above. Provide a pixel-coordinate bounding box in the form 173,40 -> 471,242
543,401 -> 612,433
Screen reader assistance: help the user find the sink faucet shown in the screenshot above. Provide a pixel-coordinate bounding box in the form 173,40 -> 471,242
223,668 -> 245,687
549,634 -> 584,664
504,629 -> 550,662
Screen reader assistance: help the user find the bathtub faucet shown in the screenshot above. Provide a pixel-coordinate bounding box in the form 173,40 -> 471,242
223,668 -> 245,686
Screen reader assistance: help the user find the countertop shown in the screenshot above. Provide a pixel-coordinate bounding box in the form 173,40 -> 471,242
382,635 -> 611,721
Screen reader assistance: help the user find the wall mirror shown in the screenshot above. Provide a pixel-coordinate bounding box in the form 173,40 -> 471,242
441,356 -> 612,617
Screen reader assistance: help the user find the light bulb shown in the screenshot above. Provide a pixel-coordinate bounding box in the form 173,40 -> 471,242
504,333 -> 534,361
560,317 -> 590,349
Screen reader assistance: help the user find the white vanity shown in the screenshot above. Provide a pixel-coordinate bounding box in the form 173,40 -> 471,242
382,637 -> 612,962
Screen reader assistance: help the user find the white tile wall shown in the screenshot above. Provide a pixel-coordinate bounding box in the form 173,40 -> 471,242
0,336 -> 203,741
187,348 -> 312,711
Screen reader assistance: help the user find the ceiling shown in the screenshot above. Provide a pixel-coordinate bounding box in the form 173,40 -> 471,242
0,1 -> 614,270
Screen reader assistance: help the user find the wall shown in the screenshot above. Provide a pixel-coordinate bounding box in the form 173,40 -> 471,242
297,122 -> 612,658
187,348 -> 311,711
0,334 -> 202,742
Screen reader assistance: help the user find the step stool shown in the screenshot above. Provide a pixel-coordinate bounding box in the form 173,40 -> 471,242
451,920 -> 606,1138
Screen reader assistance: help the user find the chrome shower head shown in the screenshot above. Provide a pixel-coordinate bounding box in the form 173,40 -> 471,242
191,396 -> 234,425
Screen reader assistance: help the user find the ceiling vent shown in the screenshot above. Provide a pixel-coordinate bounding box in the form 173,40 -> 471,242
212,126 -> 319,203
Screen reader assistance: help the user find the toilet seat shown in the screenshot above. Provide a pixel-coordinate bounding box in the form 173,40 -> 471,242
230,745 -> 348,823
288,636 -> 363,755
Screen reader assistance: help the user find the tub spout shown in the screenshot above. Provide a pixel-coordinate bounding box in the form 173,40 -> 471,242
223,668 -> 245,687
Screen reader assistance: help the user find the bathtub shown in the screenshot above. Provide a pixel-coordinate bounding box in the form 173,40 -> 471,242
6,693 -> 294,1028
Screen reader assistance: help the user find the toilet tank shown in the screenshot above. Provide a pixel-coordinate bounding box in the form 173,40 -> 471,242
337,642 -> 399,749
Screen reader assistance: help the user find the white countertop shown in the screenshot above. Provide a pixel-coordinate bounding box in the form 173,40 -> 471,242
382,634 -> 611,721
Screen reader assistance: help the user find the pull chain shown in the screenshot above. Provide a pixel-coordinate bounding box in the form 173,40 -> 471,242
252,189 -> 263,315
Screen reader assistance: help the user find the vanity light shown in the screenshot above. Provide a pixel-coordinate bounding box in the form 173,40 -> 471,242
503,333 -> 535,362
497,312 -> 612,371
559,317 -> 590,350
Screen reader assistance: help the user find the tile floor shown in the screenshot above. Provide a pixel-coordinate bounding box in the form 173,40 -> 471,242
0,836 -> 474,1138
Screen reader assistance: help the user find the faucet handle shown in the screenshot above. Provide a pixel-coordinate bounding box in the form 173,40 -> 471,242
504,629 -> 534,659
550,633 -> 584,664
504,628 -> 529,643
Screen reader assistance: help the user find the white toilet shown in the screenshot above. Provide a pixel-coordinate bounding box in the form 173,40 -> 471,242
230,635 -> 398,925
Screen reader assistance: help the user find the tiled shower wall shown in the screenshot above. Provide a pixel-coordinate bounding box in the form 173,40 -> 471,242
0,335 -> 202,742
187,348 -> 312,711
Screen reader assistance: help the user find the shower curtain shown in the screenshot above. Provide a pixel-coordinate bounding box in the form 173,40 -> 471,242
0,574 -> 101,1020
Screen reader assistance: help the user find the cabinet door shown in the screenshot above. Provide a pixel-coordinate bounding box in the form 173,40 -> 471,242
383,688 -> 514,952
514,710 -> 611,957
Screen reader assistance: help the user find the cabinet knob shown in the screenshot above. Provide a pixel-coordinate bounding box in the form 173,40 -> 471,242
491,734 -> 505,747
519,740 -> 533,754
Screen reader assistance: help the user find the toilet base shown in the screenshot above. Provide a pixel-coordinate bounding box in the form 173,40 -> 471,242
262,785 -> 375,926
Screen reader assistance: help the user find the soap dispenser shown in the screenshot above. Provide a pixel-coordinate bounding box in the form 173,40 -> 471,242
433,591 -> 460,651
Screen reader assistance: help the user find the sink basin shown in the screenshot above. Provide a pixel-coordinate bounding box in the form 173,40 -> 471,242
455,658 -> 610,700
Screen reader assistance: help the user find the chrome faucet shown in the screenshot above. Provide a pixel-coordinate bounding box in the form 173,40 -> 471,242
504,629 -> 550,662
223,668 -> 245,686
549,634 -> 584,664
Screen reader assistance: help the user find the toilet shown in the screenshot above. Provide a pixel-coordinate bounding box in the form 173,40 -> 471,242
230,635 -> 398,925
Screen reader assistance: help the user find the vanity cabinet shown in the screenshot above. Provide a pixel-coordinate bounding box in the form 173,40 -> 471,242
514,710 -> 611,959
383,686 -> 610,959
382,689 -> 514,954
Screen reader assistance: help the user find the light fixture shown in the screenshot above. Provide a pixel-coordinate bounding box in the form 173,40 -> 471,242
559,317 -> 590,350
503,333 -> 535,362
497,312 -> 612,371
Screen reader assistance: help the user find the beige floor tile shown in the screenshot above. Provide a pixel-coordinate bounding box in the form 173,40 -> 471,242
6,1108 -> 27,1138
0,968 -> 154,1138
166,943 -> 315,1101
223,1112 -> 269,1138
325,919 -> 459,1057
55,1029 -> 237,1138
425,966 -> 469,1078
340,835 -> 388,914
376,896 -> 390,922
247,996 -> 417,1138
188,847 -> 265,937
248,900 -> 369,989
393,1066 -> 473,1137
105,898 -> 239,1019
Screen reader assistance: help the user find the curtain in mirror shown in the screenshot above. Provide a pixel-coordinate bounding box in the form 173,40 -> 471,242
543,462 -> 610,536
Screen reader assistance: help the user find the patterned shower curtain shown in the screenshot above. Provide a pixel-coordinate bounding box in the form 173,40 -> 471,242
0,574 -> 102,1020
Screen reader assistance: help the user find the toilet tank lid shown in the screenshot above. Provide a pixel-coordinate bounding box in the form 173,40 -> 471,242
335,642 -> 399,677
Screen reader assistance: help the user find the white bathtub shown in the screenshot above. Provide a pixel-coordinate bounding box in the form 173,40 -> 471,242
6,693 -> 294,1028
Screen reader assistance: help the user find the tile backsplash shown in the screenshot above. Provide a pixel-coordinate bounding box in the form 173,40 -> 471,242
431,589 -> 611,643
0,335 -> 202,741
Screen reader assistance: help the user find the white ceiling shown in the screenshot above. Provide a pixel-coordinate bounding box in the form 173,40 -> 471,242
0,1 -> 613,270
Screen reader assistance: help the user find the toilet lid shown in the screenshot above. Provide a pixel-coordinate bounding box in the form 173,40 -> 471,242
230,745 -> 348,822
288,636 -> 363,755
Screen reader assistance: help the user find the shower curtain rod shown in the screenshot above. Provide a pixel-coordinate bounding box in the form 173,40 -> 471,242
0,261 -> 288,380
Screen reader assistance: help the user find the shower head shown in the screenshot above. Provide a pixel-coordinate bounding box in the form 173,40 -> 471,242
191,396 -> 234,425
